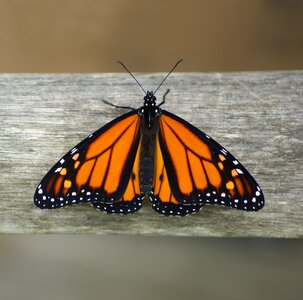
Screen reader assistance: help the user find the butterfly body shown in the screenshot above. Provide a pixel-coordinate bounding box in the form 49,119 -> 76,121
34,62 -> 264,216
139,115 -> 157,194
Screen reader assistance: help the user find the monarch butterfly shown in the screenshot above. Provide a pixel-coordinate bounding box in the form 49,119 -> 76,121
34,60 -> 264,216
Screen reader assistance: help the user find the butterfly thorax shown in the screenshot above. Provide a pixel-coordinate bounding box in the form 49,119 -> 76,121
139,91 -> 161,129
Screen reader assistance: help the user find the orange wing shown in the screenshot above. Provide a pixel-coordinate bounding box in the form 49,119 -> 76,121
150,110 -> 264,216
34,111 -> 144,214
149,133 -> 204,216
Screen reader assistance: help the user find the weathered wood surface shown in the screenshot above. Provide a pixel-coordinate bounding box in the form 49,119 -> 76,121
0,71 -> 302,237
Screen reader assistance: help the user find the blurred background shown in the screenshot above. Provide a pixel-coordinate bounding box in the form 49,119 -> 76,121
0,0 -> 303,72
0,1 -> 302,299
0,236 -> 302,300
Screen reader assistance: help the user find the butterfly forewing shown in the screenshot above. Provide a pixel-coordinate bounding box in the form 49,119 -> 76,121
149,110 -> 264,215
34,110 -> 143,214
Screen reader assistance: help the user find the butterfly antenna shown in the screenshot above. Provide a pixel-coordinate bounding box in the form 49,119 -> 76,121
117,61 -> 147,95
154,59 -> 183,95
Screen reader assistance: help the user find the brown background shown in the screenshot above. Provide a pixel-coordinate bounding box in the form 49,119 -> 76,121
0,0 -> 303,72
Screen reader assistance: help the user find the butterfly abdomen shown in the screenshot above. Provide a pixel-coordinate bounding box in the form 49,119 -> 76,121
139,121 -> 157,194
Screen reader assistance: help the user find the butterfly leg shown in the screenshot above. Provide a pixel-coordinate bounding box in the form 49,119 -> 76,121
102,99 -> 136,110
157,89 -> 170,107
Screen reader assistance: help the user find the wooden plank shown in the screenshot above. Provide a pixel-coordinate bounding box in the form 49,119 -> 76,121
0,71 -> 302,237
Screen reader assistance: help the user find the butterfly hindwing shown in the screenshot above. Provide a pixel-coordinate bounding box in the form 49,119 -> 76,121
149,110 -> 264,216
90,137 -> 144,214
150,133 -> 204,216
34,110 -> 143,214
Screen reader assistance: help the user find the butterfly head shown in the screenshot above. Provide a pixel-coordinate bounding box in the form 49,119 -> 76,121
141,91 -> 160,129
144,91 -> 156,103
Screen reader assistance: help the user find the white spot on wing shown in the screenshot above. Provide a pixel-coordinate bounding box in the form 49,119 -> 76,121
55,167 -> 62,173
71,148 -> 77,154
236,168 -> 243,174
220,149 -> 227,155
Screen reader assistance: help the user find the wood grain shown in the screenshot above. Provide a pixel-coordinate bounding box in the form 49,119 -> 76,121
0,71 -> 302,237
